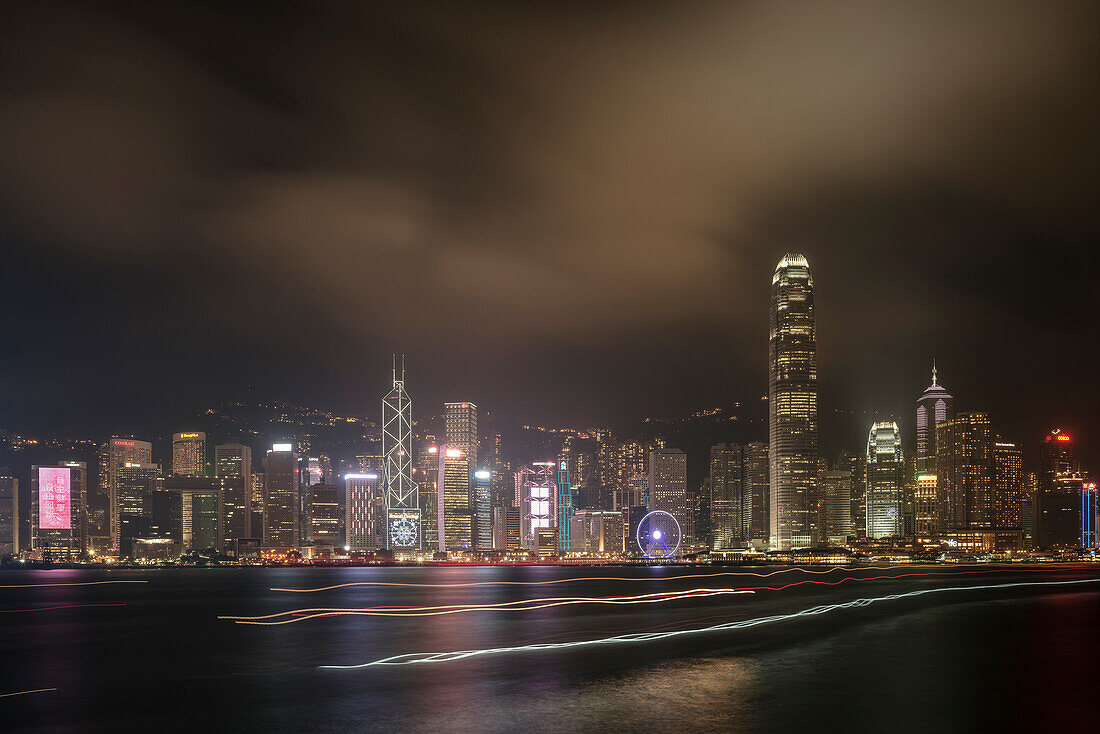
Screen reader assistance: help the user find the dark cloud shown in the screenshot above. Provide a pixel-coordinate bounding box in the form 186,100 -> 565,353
0,1 -> 1097,461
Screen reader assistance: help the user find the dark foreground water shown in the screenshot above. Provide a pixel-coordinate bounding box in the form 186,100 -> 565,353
1,564 -> 1098,733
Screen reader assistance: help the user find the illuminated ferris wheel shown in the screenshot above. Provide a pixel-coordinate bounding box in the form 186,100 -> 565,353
636,511 -> 682,559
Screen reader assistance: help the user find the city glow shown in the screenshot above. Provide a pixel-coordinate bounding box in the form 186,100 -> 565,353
317,577 -> 1100,669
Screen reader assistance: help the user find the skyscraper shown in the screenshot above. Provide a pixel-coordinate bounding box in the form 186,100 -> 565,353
708,444 -> 743,549
866,421 -> 904,539
345,472 -> 383,551
819,470 -> 854,544
473,469 -> 492,550
115,461 -> 160,557
742,442 -> 770,546
992,439 -> 1024,548
769,253 -> 818,550
382,358 -> 421,553
936,412 -> 994,549
172,432 -> 207,477
648,449 -> 690,544
263,444 -> 299,551
915,363 -> 954,475
437,447 -> 471,552
444,401 -> 478,472
0,472 -> 17,556
216,443 -> 253,539
101,437 -> 153,550
515,463 -> 556,549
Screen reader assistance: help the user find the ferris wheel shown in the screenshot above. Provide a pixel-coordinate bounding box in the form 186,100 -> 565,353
636,510 -> 682,559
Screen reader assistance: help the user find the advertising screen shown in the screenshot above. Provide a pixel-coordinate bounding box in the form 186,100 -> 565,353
39,467 -> 71,530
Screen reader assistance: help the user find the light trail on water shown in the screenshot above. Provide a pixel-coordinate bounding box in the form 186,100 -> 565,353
0,580 -> 147,589
0,688 -> 57,698
228,568 -> 1056,625
318,577 -> 1100,669
269,565 -> 918,593
0,603 -> 126,614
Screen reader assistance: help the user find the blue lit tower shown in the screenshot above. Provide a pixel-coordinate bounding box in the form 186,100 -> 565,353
557,459 -> 573,553
769,254 -> 818,550
382,356 -> 421,554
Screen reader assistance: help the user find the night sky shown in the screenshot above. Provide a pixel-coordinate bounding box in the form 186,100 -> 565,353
0,2 -> 1097,463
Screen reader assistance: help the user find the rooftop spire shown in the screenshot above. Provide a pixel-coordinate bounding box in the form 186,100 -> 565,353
932,358 -> 938,387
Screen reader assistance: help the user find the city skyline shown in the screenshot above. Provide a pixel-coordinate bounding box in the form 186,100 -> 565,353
0,3 -> 1096,455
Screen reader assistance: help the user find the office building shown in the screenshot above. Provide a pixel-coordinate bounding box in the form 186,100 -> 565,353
708,444 -> 742,549
491,505 -> 522,551
915,364 -> 954,475
444,401 -> 478,473
263,444 -> 299,550
305,483 -> 340,545
515,463 -> 556,550
382,360 -> 421,553
914,472 -> 937,542
100,437 -> 153,550
0,473 -> 17,555
936,412 -> 994,550
172,432 -> 206,477
769,253 -> 818,550
438,447 -> 471,552
345,473 -> 383,551
1037,476 -> 1088,549
215,443 -> 252,484
473,470 -> 492,550
866,422 -> 904,539
213,446 -> 251,541
649,449 -> 690,544
992,440 -> 1024,549
819,470 -> 854,545
116,461 -> 160,557
569,510 -> 625,555
161,478 -> 223,552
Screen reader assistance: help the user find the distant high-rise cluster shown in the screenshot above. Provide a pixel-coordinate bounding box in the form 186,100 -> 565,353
1,254 -> 1093,565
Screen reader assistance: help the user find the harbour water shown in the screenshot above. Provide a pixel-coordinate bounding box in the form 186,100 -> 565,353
1,564 -> 1097,733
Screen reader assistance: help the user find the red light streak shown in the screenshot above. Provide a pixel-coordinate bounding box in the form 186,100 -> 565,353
0,603 -> 126,614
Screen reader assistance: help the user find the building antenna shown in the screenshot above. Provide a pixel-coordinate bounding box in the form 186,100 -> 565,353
931,358 -> 938,387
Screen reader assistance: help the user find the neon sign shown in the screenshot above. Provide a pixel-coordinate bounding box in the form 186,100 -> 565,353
39,467 -> 71,530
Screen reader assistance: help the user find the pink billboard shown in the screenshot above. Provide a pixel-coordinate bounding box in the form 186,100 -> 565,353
39,467 -> 71,530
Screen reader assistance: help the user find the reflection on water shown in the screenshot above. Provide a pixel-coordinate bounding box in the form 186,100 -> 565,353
0,566 -> 1097,733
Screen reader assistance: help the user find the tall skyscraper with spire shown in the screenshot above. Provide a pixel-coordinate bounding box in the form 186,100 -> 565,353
769,253 -> 818,550
915,361 -> 954,475
382,356 -> 421,554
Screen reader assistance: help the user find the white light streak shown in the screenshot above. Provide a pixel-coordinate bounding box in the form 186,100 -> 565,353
319,577 -> 1100,670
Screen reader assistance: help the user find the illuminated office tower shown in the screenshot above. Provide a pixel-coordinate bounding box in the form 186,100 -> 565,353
708,444 -> 743,549
0,473 -> 16,555
914,472 -> 937,541
438,447 -> 471,552
1035,429 -> 1085,549
819,470 -> 854,545
735,443 -> 769,546
936,412 -> 994,549
473,470 -> 492,550
1039,429 -> 1079,489
835,450 -> 866,537
249,472 -> 264,536
444,401 -> 478,473
416,442 -> 439,546
769,253 -> 818,550
100,437 -> 153,549
172,432 -> 207,477
263,444 -> 299,550
1083,482 -> 1098,550
116,462 -> 160,557
216,443 -> 252,539
492,506 -> 522,551
215,443 -> 252,483
345,473 -> 383,551
915,363 -> 954,475
515,462 -> 556,549
557,460 -> 573,553
305,484 -> 340,545
866,422 -> 904,539
303,458 -> 324,486
992,440 -> 1024,547
383,359 -> 421,553
649,449 -> 690,544
31,465 -> 77,558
